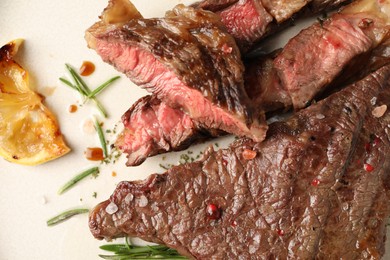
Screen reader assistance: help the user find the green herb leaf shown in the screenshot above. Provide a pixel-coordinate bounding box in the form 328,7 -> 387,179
99,240 -> 187,259
94,117 -> 108,158
46,208 -> 89,226
59,63 -> 119,118
59,77 -> 78,91
58,167 -> 100,195
88,76 -> 120,98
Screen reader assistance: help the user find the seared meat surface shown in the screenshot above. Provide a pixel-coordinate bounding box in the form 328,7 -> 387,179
116,0 -> 390,166
192,0 -> 352,51
90,64 -> 390,259
86,3 -> 267,143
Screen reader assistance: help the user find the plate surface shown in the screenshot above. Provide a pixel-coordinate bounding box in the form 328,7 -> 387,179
0,1 -> 389,259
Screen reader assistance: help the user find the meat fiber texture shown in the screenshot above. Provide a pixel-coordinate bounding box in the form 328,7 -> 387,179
89,64 -> 390,259
86,1 -> 268,144
116,95 -> 224,166
192,0 -> 352,51
116,0 -> 390,166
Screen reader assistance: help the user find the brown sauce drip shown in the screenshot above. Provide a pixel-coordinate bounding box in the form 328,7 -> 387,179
79,61 -> 95,76
85,147 -> 104,161
68,104 -> 78,113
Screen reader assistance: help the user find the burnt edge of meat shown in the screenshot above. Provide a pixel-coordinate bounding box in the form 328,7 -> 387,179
97,6 -> 250,118
89,64 -> 390,258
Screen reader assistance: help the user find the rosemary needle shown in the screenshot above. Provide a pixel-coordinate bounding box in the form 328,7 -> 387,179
88,76 -> 120,98
99,242 -> 187,259
59,63 -> 119,118
94,118 -> 108,158
58,167 -> 100,195
47,208 -> 89,226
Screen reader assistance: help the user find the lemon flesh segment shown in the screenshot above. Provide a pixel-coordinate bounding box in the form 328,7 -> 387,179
0,40 -> 70,165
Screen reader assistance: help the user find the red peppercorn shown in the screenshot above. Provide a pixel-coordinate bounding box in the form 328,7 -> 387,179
311,178 -> 320,187
364,163 -> 374,172
231,220 -> 237,227
207,204 -> 221,220
277,229 -> 285,236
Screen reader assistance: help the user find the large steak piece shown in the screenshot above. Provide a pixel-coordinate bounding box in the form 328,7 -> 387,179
116,0 -> 390,166
86,2 -> 267,143
89,64 -> 390,259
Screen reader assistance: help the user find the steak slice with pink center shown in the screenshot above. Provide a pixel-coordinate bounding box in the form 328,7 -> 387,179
86,3 -> 267,142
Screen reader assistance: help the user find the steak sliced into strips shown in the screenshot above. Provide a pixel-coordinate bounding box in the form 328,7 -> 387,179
90,64 -> 390,259
116,0 -> 390,166
86,1 -> 267,143
192,0 -> 352,51
116,95 -> 224,166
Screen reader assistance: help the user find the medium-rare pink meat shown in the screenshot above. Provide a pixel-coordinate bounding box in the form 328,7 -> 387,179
116,95 -> 223,166
116,0 -> 390,166
86,2 -> 268,143
192,0 -> 352,51
89,64 -> 390,259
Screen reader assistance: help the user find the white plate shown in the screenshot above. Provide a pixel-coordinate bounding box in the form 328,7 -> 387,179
0,1 -> 389,259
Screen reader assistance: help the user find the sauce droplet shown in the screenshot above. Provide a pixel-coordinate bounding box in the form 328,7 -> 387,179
68,104 -> 78,113
112,171 -> 117,177
85,147 -> 104,161
206,204 -> 221,220
311,178 -> 320,186
364,163 -> 374,172
79,61 -> 95,76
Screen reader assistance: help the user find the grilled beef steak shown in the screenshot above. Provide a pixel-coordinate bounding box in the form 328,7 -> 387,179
90,64 -> 390,259
192,0 -> 352,51
116,95 -> 224,166
116,0 -> 390,166
86,1 -> 267,143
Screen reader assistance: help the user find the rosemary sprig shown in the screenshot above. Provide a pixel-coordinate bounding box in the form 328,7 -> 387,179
88,76 -> 120,98
99,239 -> 187,259
59,63 -> 120,118
94,118 -> 108,158
46,208 -> 89,226
58,167 -> 100,195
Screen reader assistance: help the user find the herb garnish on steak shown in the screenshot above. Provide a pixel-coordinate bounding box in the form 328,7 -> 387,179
89,63 -> 390,259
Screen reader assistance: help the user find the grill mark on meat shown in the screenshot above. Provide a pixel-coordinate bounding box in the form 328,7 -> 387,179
87,3 -> 268,143
90,65 -> 390,259
116,1 -> 390,166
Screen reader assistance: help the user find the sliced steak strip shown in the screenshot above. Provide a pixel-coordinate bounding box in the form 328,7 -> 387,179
86,2 -> 267,143
90,64 -> 390,259
116,0 -> 390,166
192,0 -> 352,51
116,95 -> 223,166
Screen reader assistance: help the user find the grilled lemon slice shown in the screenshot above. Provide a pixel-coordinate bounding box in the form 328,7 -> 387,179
0,39 -> 70,165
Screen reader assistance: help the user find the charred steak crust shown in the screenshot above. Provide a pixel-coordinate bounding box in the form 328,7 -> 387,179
116,1 -> 390,166
88,4 -> 268,142
90,65 -> 390,259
